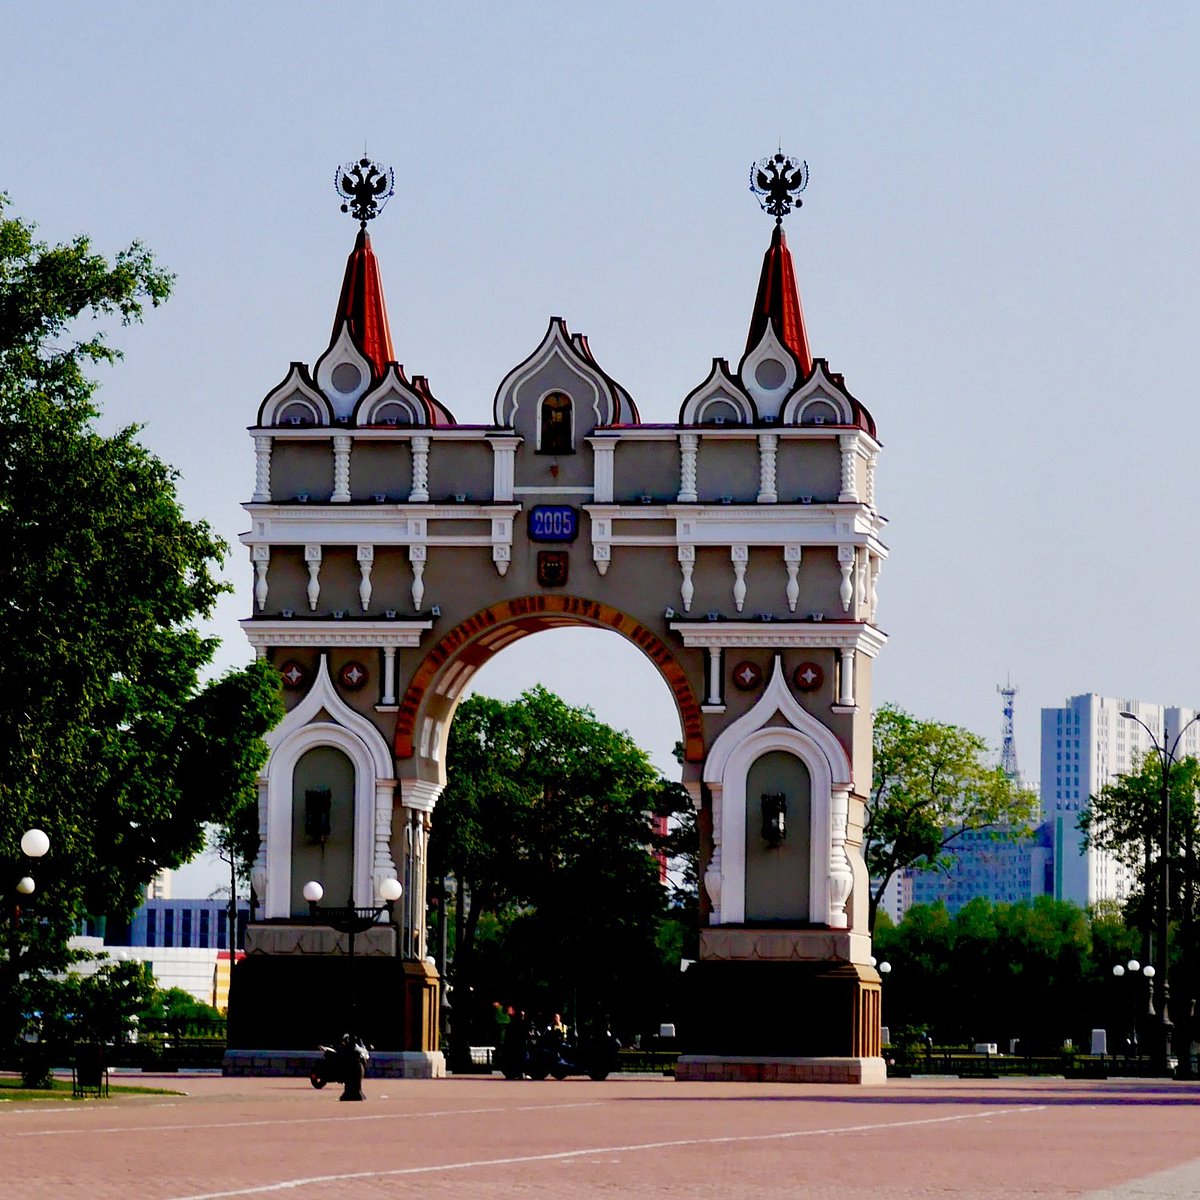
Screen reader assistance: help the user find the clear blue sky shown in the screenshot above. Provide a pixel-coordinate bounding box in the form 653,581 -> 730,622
5,3 -> 1198,894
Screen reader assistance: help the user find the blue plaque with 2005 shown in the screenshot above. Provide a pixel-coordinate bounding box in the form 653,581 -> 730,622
528,505 -> 578,543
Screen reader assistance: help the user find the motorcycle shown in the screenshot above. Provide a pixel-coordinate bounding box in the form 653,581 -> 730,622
309,1034 -> 370,1090
500,1025 -> 620,1081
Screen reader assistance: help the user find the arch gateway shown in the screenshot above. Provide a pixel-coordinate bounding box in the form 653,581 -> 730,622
226,156 -> 889,1085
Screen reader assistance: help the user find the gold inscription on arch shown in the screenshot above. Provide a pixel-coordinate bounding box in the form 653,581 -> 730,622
394,595 -> 705,762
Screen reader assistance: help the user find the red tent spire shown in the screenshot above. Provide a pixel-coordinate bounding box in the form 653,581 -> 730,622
745,224 -> 812,376
331,228 -> 395,379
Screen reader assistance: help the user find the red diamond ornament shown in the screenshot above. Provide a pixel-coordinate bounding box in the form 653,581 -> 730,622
339,661 -> 369,691
279,660 -> 308,690
732,661 -> 762,691
793,661 -> 823,692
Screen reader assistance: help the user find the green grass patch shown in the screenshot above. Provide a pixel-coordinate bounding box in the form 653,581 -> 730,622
0,1075 -> 182,1102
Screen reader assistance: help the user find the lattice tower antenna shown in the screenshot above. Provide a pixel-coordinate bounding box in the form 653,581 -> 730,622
998,677 -> 1020,784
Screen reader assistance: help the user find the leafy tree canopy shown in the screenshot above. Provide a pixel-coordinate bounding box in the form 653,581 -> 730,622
431,686 -> 691,1038
0,197 -> 283,1042
865,704 -> 1039,929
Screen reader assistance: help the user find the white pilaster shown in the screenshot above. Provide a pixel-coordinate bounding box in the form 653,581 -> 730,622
592,438 -> 616,504
332,434 -> 352,503
678,433 -> 699,503
357,544 -> 373,612
410,435 -> 430,503
372,778 -> 399,905
490,436 -> 519,502
253,435 -> 273,503
756,433 -> 778,503
304,544 -> 322,612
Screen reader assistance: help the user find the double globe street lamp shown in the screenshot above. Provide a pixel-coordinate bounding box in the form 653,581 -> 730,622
302,876 -> 403,1101
1112,958 -> 1154,1061
1117,709 -> 1200,1075
16,828 -> 50,898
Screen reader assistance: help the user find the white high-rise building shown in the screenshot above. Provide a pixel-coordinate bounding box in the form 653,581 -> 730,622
1040,694 -> 1200,908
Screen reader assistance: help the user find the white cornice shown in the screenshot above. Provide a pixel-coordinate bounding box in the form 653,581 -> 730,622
241,619 -> 432,648
669,620 -> 888,657
241,504 -> 521,547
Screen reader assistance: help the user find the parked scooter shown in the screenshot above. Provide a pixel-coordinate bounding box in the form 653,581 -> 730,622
310,1033 -> 370,1096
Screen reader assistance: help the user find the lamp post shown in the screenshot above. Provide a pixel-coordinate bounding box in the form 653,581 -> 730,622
302,877 -> 403,1101
1118,709 -> 1200,1075
1112,958 -> 1154,1063
16,828 -> 50,899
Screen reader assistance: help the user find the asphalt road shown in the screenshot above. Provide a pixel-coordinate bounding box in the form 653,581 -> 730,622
4,1074 -> 1200,1198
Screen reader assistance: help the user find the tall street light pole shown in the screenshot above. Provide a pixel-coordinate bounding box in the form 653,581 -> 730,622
1118,710 -> 1200,1075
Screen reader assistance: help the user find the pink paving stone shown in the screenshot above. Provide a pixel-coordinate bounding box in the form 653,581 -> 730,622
5,1074 -> 1200,1200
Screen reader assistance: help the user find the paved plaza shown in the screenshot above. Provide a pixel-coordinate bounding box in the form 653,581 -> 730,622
5,1074 -> 1200,1199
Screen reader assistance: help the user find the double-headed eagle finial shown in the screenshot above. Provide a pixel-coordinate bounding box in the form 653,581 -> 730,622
335,156 -> 395,228
750,150 -> 808,225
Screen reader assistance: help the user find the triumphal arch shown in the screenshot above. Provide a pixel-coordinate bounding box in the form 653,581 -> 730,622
227,154 -> 889,1084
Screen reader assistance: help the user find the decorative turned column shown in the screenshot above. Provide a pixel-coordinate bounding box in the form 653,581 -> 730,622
332,434 -> 352,503
410,435 -> 430,503
705,785 -> 723,924
678,545 -> 695,612
252,544 -> 270,610
399,808 -> 431,961
592,438 -> 616,503
784,544 -> 802,612
490,436 -> 519,502
381,646 -> 397,706
250,776 -> 269,908
357,544 -> 373,612
677,433 -> 699,503
827,786 -> 853,928
869,554 -> 881,619
372,778 -> 399,910
838,545 -> 855,612
705,647 -> 722,706
838,434 -> 859,503
304,544 -> 322,611
756,433 -> 778,503
252,435 -> 273,502
866,449 -> 879,511
856,548 -> 869,617
409,544 -> 426,610
837,647 -> 856,707
731,544 -> 748,612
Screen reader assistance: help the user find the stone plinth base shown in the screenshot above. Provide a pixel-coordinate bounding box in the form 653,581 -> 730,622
676,1055 -> 886,1085
223,1049 -> 446,1079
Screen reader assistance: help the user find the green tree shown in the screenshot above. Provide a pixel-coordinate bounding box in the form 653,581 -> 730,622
865,704 -> 1039,929
0,198 -> 283,1047
1081,754 -> 1200,1071
430,687 -> 688,1041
